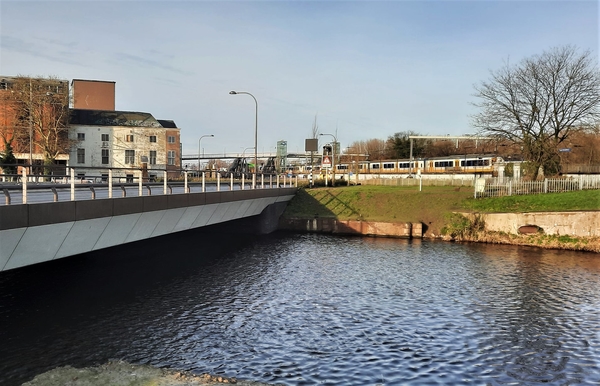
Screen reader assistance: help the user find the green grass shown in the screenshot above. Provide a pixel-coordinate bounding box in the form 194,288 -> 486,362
283,185 -> 473,234
460,189 -> 600,213
282,185 -> 600,235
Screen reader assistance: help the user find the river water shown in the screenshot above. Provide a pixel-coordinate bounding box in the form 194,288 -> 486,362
1,232 -> 599,385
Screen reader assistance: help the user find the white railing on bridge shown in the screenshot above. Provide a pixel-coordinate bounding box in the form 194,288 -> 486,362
1,168 -> 297,206
474,175 -> 600,198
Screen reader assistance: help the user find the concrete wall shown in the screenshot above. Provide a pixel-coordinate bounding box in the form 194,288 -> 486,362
0,188 -> 296,271
467,211 -> 600,237
279,218 -> 423,238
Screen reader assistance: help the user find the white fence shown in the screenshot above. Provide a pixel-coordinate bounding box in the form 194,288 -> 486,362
475,175 -> 600,198
361,176 -> 475,187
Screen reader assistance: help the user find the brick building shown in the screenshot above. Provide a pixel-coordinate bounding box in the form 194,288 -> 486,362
1,76 -> 181,179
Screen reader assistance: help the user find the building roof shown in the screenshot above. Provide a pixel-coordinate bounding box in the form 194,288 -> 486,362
157,119 -> 177,128
70,109 -> 177,128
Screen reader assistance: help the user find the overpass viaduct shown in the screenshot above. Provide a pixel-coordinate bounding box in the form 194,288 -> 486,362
0,187 -> 297,272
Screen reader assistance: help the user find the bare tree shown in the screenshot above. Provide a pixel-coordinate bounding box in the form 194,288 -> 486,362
472,46 -> 600,178
2,76 -> 71,173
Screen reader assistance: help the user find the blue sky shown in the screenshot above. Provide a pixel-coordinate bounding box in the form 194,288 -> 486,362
1,0 -> 598,157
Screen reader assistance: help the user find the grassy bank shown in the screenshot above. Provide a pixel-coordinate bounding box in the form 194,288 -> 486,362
282,185 -> 473,236
281,185 -> 600,251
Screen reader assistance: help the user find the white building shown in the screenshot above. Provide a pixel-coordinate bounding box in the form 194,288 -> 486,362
69,109 -> 181,181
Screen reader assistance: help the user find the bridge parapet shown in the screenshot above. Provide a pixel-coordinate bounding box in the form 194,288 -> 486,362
0,188 -> 297,271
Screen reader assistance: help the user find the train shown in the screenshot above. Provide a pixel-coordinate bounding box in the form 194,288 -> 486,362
294,154 -> 507,178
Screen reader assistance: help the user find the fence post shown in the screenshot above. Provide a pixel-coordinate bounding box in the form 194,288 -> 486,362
184,171 -> 188,193
217,173 -> 220,191
508,180 -> 512,196
202,172 -> 206,193
544,178 -> 548,194
580,175 -> 583,190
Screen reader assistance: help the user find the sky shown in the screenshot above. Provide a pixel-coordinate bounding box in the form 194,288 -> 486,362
1,0 -> 598,158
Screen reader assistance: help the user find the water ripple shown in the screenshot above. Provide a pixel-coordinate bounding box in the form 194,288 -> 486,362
1,234 -> 600,385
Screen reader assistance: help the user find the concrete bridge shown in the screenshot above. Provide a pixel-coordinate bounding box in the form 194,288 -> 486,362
0,187 -> 297,272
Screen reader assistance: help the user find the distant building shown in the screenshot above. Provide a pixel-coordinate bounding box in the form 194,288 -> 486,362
1,75 -> 182,180
69,109 -> 181,180
0,76 -> 70,172
71,79 -> 116,111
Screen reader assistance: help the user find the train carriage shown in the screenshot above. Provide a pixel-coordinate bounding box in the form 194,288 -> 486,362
335,154 -> 503,176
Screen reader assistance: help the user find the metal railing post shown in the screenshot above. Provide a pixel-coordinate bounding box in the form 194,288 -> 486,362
230,174 -> 233,191
241,174 -> 245,190
217,172 -> 221,191
138,170 -> 143,196
22,168 -> 27,204
184,171 -> 189,193
261,174 -> 264,189
70,168 -> 75,201
163,171 -> 167,195
202,172 -> 206,193
108,169 -> 113,198
4,189 -> 11,205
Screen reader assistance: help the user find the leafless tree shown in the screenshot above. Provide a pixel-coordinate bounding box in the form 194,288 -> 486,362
2,76 -> 72,173
472,46 -> 600,178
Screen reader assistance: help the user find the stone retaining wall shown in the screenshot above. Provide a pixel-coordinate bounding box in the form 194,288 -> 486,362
279,218 -> 423,238
464,211 -> 600,237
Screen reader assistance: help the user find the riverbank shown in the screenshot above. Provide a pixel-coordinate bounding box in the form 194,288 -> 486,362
22,361 -> 279,386
280,185 -> 600,252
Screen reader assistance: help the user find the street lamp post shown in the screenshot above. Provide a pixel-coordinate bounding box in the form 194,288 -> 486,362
320,133 -> 337,186
230,91 -> 258,189
198,134 -> 214,172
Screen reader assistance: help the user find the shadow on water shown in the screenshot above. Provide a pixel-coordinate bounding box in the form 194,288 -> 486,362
0,220 -> 260,345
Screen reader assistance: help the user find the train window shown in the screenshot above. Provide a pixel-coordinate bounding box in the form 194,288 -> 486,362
358,164 -> 365,169
460,159 -> 489,167
398,162 -> 417,169
337,165 -> 348,170
434,161 -> 454,167
383,163 -> 395,169
370,163 -> 380,169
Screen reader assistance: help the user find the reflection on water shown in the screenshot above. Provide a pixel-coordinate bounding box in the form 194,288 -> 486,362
1,233 -> 599,385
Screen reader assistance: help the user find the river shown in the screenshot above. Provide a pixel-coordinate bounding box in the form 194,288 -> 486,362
1,231 -> 599,385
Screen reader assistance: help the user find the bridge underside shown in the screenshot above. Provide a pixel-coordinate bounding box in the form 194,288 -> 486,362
0,188 -> 296,272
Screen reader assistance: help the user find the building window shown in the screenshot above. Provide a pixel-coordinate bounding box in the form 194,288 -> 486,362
77,148 -> 85,164
125,135 -> 134,142
125,149 -> 135,164
101,149 -> 109,164
167,150 -> 176,165
149,150 -> 157,165
77,133 -> 85,141
168,136 -> 176,144
101,134 -> 109,141
149,135 -> 157,143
